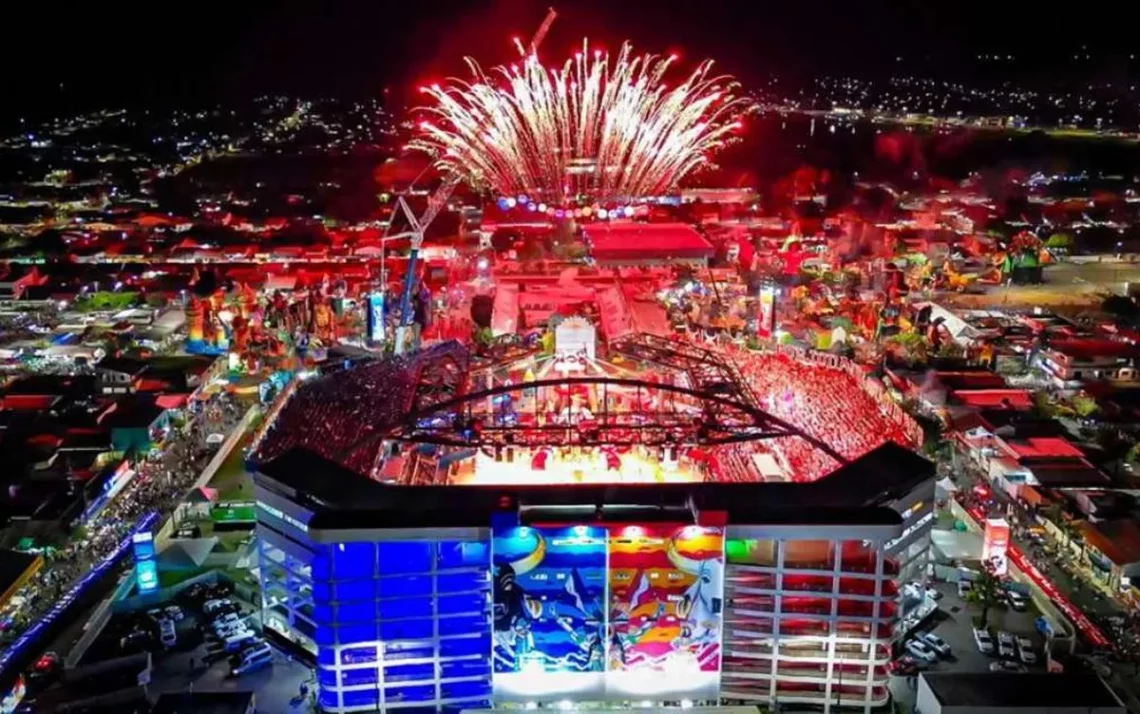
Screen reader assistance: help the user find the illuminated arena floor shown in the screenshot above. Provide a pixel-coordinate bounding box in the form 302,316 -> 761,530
451,449 -> 705,486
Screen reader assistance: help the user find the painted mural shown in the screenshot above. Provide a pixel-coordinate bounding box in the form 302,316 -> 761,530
491,525 -> 607,676
606,525 -> 724,676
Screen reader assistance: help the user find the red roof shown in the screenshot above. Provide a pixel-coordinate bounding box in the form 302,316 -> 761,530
950,389 -> 1033,409
1008,437 -> 1084,459
155,394 -> 188,409
1,395 -> 58,411
585,222 -> 714,261
1049,339 -> 1140,360
1082,519 -> 1140,567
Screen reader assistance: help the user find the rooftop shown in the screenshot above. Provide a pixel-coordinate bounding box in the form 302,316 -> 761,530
1047,338 -> 1140,361
920,671 -> 1122,710
949,388 -> 1033,409
255,441 -> 934,531
585,222 -> 715,261
1081,518 -> 1140,567
150,691 -> 256,714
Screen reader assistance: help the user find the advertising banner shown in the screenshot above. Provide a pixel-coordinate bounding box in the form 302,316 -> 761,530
366,293 -> 385,343
132,531 -> 158,593
491,525 -> 607,700
757,286 -> 775,337
982,517 -> 1010,576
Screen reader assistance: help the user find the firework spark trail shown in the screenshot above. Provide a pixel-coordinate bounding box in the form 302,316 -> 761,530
410,40 -> 754,205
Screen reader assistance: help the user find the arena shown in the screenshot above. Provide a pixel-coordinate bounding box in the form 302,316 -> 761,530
250,330 -> 933,714
252,328 -> 921,487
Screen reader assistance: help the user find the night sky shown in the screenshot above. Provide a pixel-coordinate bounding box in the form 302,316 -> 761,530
2,0 -> 1135,115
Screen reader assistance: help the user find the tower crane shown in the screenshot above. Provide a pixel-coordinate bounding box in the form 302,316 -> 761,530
381,174 -> 461,354
383,8 -> 556,355
530,7 -> 557,54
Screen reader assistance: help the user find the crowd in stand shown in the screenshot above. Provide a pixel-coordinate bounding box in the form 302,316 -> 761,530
255,358 -> 416,474
720,347 -> 918,482
255,335 -> 915,486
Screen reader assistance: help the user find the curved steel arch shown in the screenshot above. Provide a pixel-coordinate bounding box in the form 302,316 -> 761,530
367,375 -> 847,464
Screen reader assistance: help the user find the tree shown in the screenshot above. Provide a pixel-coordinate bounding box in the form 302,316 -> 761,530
1043,502 -> 1083,554
964,565 -> 1004,628
1045,233 -> 1073,251
1071,394 -> 1099,418
1030,390 -> 1056,418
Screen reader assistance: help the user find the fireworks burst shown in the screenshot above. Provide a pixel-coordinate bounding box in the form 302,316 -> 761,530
410,40 -> 754,204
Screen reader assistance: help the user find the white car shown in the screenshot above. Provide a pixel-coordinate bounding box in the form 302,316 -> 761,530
997,631 -> 1016,658
958,580 -> 973,598
1016,637 -> 1037,665
906,639 -> 939,663
158,617 -> 177,648
920,632 -> 951,657
925,585 -> 944,601
1006,590 -> 1028,612
973,627 -> 995,655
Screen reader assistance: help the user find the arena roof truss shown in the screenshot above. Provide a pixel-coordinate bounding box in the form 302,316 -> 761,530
381,375 -> 846,461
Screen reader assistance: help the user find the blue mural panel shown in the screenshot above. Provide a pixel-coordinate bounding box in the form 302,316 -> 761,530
492,525 -> 606,698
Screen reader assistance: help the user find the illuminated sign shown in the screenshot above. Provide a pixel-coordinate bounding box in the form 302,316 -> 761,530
982,517 -> 1010,576
757,286 -> 775,337
366,293 -> 385,342
132,531 -> 158,593
0,675 -> 24,714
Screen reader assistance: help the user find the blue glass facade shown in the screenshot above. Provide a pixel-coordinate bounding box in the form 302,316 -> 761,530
259,516 -> 492,714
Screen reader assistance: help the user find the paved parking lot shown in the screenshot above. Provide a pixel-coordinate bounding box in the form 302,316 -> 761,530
891,581 -> 1046,712
71,589 -> 314,713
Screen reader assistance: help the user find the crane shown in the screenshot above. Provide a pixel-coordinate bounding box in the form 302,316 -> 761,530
381,174 -> 461,354
530,7 -> 557,54
382,8 -> 555,355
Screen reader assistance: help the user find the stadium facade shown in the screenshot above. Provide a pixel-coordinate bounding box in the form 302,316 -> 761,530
254,443 -> 934,714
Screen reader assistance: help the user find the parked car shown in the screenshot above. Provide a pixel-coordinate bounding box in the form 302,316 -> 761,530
906,639 -> 939,663
204,598 -> 239,617
211,612 -> 241,628
1016,636 -> 1037,665
973,627 -> 995,655
920,632 -> 952,657
925,585 -> 944,601
990,660 -> 1027,672
27,652 -> 61,684
219,630 -> 259,653
158,618 -> 177,648
165,605 -> 185,623
958,580 -> 973,598
229,641 -> 273,677
997,631 -> 1016,658
888,656 -> 923,676
119,629 -> 151,653
1006,590 -> 1028,612
213,620 -> 250,639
